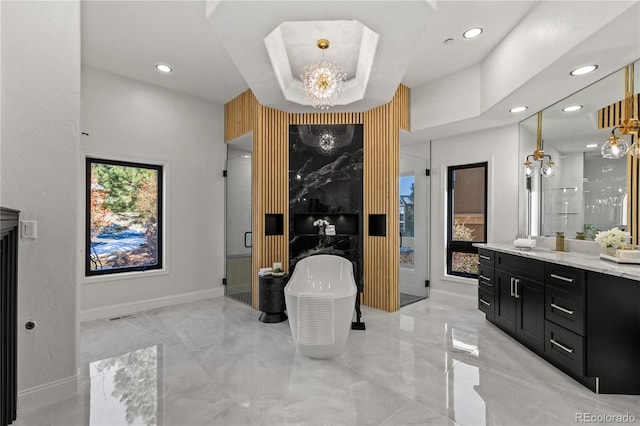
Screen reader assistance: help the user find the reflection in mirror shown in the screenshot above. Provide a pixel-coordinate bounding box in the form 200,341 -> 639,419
519,60 -> 639,239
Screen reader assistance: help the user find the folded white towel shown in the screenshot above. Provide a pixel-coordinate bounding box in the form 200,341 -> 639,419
616,249 -> 640,259
514,238 -> 536,249
325,225 -> 336,236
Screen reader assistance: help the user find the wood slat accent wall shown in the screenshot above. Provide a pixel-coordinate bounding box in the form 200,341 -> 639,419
597,94 -> 640,129
397,84 -> 410,132
628,154 -> 640,244
289,112 -> 364,125
361,90 -> 401,312
597,94 -> 640,244
224,90 -> 258,142
251,105 -> 290,308
224,86 -> 409,312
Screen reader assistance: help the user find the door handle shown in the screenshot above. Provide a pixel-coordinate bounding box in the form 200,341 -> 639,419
510,277 -> 515,297
244,231 -> 252,248
514,279 -> 520,299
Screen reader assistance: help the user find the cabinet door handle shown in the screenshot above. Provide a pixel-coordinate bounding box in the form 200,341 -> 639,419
550,338 -> 574,354
550,273 -> 574,283
550,303 -> 574,315
479,255 -> 491,261
514,279 -> 520,299
479,299 -> 491,307
510,277 -> 515,296
480,274 -> 491,282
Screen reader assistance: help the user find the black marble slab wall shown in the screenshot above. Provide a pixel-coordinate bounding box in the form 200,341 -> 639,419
289,124 -> 363,286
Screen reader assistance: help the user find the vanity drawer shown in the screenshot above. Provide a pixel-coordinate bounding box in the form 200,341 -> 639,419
545,263 -> 585,296
478,288 -> 495,321
478,248 -> 494,266
545,320 -> 585,377
495,252 -> 544,282
545,286 -> 585,336
478,263 -> 494,292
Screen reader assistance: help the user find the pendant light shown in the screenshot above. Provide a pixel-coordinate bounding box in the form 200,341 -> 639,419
524,111 -> 557,178
603,63 -> 638,158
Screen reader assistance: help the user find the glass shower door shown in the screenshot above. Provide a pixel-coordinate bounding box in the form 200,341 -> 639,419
399,152 -> 430,306
225,147 -> 252,305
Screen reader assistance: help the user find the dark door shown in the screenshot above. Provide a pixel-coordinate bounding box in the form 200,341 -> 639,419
494,269 -> 516,333
515,277 -> 545,353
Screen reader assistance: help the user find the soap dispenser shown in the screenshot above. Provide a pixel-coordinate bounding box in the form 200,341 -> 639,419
555,232 -> 565,252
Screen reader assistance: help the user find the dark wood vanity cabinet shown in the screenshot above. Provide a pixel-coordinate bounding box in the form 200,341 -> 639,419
477,249 -> 495,320
492,252 -> 544,353
477,247 -> 640,394
493,269 -> 514,330
1,208 -> 18,426
586,271 -> 640,394
542,263 -> 587,378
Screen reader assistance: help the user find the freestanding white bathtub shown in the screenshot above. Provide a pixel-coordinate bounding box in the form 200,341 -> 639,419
284,254 -> 357,359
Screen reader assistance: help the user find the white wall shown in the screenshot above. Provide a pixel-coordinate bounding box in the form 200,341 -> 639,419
430,125 -> 519,297
0,1 -> 80,410
80,67 -> 226,320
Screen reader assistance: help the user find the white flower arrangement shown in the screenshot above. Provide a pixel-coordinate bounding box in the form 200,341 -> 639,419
594,227 -> 630,248
313,219 -> 330,227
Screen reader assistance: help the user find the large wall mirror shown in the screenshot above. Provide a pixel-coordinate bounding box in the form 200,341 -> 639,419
519,59 -> 639,240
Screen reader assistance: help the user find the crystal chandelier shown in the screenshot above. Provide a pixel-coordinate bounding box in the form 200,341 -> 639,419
316,129 -> 337,155
300,39 -> 347,110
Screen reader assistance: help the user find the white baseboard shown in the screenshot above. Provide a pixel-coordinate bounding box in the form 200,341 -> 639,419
80,287 -> 224,322
18,372 -> 79,414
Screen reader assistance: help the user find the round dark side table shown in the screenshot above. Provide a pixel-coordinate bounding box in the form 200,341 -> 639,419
258,274 -> 289,323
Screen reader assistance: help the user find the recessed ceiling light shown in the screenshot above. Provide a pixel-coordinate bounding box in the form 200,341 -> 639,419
463,27 -> 483,39
563,105 -> 583,112
510,106 -> 528,113
570,65 -> 597,76
585,143 -> 599,148
155,64 -> 172,73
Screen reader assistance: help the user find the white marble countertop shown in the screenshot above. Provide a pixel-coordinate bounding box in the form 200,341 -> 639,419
475,243 -> 640,282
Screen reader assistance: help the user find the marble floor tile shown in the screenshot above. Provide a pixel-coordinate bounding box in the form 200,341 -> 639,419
12,289 -> 640,426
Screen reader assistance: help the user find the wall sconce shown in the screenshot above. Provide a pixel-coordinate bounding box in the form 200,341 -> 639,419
524,111 -> 557,177
603,63 -> 638,158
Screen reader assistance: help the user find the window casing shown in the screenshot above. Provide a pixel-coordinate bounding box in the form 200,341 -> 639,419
86,158 -> 163,276
400,175 -> 415,266
446,162 -> 487,278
